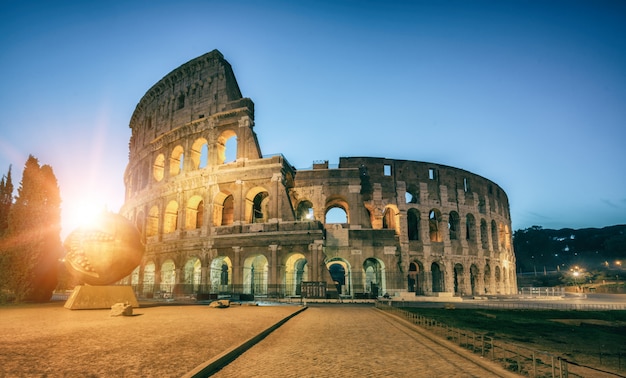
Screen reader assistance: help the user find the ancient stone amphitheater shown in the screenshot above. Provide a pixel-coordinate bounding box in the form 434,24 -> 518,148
119,50 -> 517,300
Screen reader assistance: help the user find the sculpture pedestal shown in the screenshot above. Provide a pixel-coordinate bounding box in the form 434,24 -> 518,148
64,285 -> 139,310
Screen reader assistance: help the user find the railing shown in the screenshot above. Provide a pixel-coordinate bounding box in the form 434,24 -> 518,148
375,302 -> 625,377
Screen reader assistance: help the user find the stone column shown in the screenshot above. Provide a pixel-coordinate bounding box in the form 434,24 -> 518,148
232,246 -> 242,292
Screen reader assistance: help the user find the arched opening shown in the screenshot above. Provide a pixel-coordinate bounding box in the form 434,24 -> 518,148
143,261 -> 155,295
453,263 -> 464,296
222,195 -> 234,225
429,209 -> 442,242
480,219 -> 489,249
163,201 -> 178,233
217,130 -> 237,164
504,224 -> 511,251
470,264 -> 479,296
431,262 -> 444,292
285,253 -> 308,296
135,211 -> 145,240
328,261 -> 347,295
160,259 -> 176,295
191,138 -> 209,169
325,207 -> 347,224
484,264 -> 491,294
153,153 -> 165,181
130,266 -> 139,286
495,265 -> 501,294
296,200 -> 314,221
382,205 -> 399,235
363,258 -> 385,297
466,214 -> 476,242
245,187 -> 269,224
185,195 -> 204,229
498,223 -> 506,251
448,211 -> 460,240
183,257 -> 201,294
170,145 -> 184,176
491,220 -> 499,251
407,208 -> 420,241
243,255 -> 268,295
146,206 -> 159,237
210,257 -> 232,293
408,262 -> 419,294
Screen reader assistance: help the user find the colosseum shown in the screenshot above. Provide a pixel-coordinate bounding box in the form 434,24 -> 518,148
119,49 -> 517,300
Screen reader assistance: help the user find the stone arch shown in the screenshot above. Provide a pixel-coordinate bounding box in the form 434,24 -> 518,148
213,191 -> 234,226
326,258 -> 351,295
495,265 -> 501,294
284,253 -> 308,296
363,258 -> 386,297
245,187 -> 269,223
243,254 -> 269,295
498,222 -> 506,251
431,261 -> 444,292
504,224 -> 511,252
296,200 -> 314,221
170,145 -> 184,176
491,220 -> 499,251
210,256 -> 232,292
185,195 -> 204,229
183,257 -> 201,293
407,208 -> 420,241
325,197 -> 349,224
146,205 -> 159,237
405,184 -> 419,204
143,261 -> 156,295
453,263 -> 464,296
466,214 -> 476,242
160,259 -> 176,294
449,211 -> 460,240
163,200 -> 179,233
429,209 -> 443,242
153,153 -> 165,182
217,129 -> 237,164
408,261 -> 424,295
484,263 -> 492,294
480,219 -> 489,249
190,137 -> 209,169
470,264 -> 479,296
382,205 -> 400,235
130,266 -> 139,286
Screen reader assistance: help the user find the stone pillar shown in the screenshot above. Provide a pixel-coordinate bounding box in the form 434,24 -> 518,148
232,246 -> 242,292
268,244 -> 279,294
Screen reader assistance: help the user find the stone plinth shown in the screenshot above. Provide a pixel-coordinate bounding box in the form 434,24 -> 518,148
64,285 -> 139,310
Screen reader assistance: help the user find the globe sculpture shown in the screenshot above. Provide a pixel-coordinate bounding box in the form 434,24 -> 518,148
63,212 -> 144,309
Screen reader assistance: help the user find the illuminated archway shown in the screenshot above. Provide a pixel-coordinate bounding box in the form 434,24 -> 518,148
160,259 -> 176,294
243,254 -> 268,295
285,253 -> 308,296
210,257 -> 232,293
183,257 -> 202,293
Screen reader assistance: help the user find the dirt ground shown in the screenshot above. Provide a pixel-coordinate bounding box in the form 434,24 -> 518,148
0,302 -> 301,377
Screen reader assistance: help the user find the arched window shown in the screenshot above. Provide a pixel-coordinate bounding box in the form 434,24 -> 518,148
325,207 -> 347,224
431,262 -> 443,292
382,206 -> 399,234
191,138 -> 209,169
407,209 -> 420,241
429,209 -> 442,242
491,220 -> 499,251
448,211 -> 460,240
153,153 -> 165,181
217,130 -> 237,164
146,206 -> 159,237
466,214 -> 476,242
296,200 -> 314,221
480,219 -> 489,249
170,145 -> 184,176
163,201 -> 178,233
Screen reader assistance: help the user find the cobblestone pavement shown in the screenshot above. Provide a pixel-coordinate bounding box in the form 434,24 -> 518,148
212,304 -> 515,378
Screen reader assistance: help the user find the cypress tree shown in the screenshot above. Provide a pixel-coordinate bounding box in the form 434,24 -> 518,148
5,155 -> 62,302
0,165 -> 13,236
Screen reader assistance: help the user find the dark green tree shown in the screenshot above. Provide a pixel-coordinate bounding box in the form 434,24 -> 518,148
3,155 -> 62,302
0,165 -> 13,236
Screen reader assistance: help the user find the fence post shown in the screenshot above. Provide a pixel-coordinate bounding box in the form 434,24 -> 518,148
532,352 -> 536,377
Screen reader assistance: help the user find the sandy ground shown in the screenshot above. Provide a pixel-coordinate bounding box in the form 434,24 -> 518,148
0,302 -> 301,378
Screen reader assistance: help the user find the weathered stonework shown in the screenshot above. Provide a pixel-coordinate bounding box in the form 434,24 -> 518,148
120,50 -> 517,299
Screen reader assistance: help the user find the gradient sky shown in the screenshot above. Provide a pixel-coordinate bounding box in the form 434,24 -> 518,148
1,0 -> 625,237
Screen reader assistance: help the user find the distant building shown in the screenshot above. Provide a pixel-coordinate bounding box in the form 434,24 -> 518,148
120,50 -> 517,299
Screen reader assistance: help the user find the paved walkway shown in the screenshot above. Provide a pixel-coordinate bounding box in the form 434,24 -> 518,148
211,304 -> 516,378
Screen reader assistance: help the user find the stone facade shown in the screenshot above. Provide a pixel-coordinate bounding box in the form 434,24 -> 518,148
120,50 -> 517,299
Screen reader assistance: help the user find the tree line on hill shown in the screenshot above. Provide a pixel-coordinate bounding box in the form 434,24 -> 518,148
513,225 -> 626,274
0,155 -> 63,303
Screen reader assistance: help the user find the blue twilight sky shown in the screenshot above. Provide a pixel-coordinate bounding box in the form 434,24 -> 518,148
1,0 -> 625,237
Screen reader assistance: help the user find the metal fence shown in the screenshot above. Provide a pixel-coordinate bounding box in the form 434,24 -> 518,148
375,302 -> 625,378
